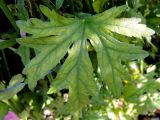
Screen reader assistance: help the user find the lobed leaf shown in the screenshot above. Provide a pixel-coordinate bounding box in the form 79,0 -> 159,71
17,5 -> 154,113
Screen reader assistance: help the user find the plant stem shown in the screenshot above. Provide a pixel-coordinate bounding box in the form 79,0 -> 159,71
2,50 -> 11,79
85,0 -> 94,14
47,74 -> 54,83
140,59 -> 144,75
35,2 -> 45,20
0,0 -> 19,32
70,0 -> 75,14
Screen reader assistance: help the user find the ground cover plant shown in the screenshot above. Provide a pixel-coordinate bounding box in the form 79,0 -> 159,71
0,0 -> 160,119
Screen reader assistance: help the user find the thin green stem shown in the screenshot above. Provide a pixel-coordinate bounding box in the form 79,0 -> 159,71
70,0 -> 75,14
85,0 -> 94,14
140,59 -> 144,75
0,0 -> 19,32
2,50 -> 11,79
35,2 -> 45,20
8,99 -> 21,112
47,74 -> 54,83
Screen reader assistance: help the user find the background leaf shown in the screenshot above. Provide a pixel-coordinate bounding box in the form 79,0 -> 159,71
17,0 -> 29,20
92,0 -> 108,13
0,101 -> 9,120
56,0 -> 64,10
0,40 -> 16,50
0,74 -> 25,100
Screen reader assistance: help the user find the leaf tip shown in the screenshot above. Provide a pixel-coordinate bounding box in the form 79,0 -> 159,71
39,5 -> 52,15
47,87 -> 57,94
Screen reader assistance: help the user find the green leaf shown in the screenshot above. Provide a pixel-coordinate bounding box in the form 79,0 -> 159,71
0,101 -> 9,120
0,39 -> 16,50
91,5 -> 127,21
147,17 -> 160,33
88,32 -> 148,97
0,74 -> 25,100
15,46 -> 30,65
92,0 -> 108,13
17,5 -> 154,113
56,0 -> 64,10
41,0 -> 53,9
17,0 -> 29,20
103,18 -> 155,39
126,0 -> 142,9
123,83 -> 143,102
48,40 -> 98,113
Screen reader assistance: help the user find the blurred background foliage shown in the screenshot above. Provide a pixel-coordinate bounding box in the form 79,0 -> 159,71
0,0 -> 160,119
